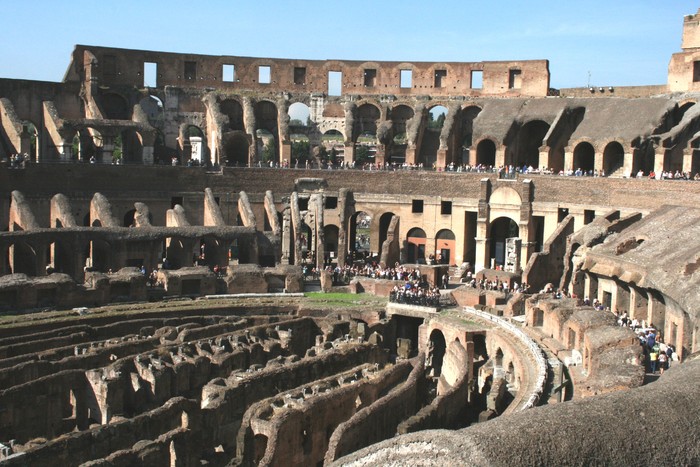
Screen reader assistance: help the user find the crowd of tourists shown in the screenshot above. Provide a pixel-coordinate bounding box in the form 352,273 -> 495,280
389,281 -> 441,307
461,271 -> 530,295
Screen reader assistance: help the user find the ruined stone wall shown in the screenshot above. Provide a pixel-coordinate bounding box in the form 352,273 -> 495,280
66,45 -> 550,97
325,356 -> 424,464
398,340 -> 470,434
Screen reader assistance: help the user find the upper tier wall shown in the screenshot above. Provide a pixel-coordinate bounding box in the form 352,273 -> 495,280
66,45 -> 551,97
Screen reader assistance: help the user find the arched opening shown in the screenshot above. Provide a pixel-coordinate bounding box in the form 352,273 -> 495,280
435,229 -> 455,265
9,241 -> 38,276
101,93 -> 130,120
378,212 -> 395,258
220,99 -> 245,132
421,105 -> 447,166
515,120 -> 549,169
153,130 -> 169,165
406,227 -> 426,264
354,104 -> 380,142
89,239 -> 112,272
50,240 -> 75,276
253,434 -> 268,465
348,212 -> 371,262
185,125 -> 206,166
603,141 -> 624,176
489,217 -> 519,268
390,105 -> 414,163
458,106 -> 482,164
256,129 -> 277,165
255,101 -> 279,164
573,142 -> 595,174
139,95 -> 164,129
676,101 -> 696,124
198,237 -> 225,269
494,348 -> 504,369
222,131 -> 249,167
123,209 -> 136,227
321,130 -> 344,164
323,224 -> 339,266
21,121 -> 39,162
118,129 -> 143,164
288,102 -> 312,128
75,128 -> 103,163
427,329 -> 447,377
476,139 -> 496,167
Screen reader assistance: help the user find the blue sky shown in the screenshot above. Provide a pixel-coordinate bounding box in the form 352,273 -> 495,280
1,1 -> 698,89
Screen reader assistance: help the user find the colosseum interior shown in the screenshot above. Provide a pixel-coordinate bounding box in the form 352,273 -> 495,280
1,8 -> 700,467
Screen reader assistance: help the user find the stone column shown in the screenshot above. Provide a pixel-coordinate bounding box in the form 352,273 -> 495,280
405,145 -> 417,165
344,142 -> 355,165
683,149 -> 693,174
564,149 -> 574,173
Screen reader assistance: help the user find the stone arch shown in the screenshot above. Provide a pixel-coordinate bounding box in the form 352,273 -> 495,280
101,92 -> 130,120
181,125 -> 207,165
421,105 -> 448,166
573,141 -> 595,174
389,104 -> 414,162
255,100 -> 279,163
458,105 -> 483,164
9,240 -> 38,276
435,229 -> 456,265
476,138 -> 497,167
89,238 -> 112,272
222,131 -> 250,167
20,120 -> 40,162
514,120 -> 549,168
139,95 -> 164,129
489,217 -> 519,269
220,98 -> 245,132
289,102 -> 312,126
489,186 -> 522,207
353,103 -> 381,143
603,141 -> 625,176
118,128 -> 143,164
406,227 -> 427,263
427,328 -> 447,376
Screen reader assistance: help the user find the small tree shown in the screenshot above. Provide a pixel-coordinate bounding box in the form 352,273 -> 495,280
355,145 -> 370,164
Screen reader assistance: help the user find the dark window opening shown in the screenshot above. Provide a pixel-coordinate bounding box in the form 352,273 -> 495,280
509,69 -> 522,89
298,198 -> 309,211
434,69 -> 447,88
364,69 -> 377,87
184,61 -> 197,80
325,196 -> 338,209
214,197 -> 220,205
441,200 -> 452,215
294,67 -> 306,85
694,61 -> 700,82
558,208 -> 569,223
584,209 -> 595,225
412,199 -> 424,213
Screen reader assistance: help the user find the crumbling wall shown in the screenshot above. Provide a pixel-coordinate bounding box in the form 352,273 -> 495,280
325,356 -> 424,464
522,214 -> 574,292
398,342 -> 470,434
